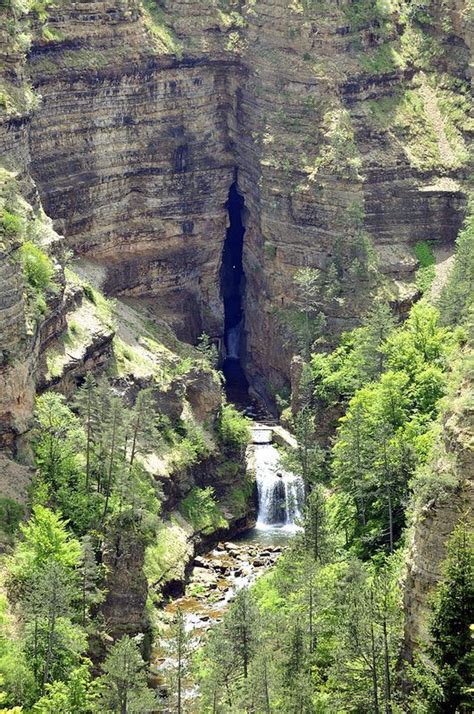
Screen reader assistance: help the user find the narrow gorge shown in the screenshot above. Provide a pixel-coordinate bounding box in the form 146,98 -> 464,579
0,0 -> 472,712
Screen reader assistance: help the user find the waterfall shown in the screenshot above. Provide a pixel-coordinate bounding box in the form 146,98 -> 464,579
226,323 -> 241,360
254,443 -> 304,531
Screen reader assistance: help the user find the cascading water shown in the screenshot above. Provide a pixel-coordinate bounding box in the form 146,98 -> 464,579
254,443 -> 304,531
226,323 -> 241,360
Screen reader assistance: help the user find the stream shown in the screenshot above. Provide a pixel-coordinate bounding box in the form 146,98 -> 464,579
151,429 -> 304,705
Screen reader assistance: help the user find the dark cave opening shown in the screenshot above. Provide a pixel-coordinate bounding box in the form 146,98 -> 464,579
220,182 -> 250,407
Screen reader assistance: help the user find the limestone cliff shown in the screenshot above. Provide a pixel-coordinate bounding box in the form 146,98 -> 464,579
1,0 -> 470,409
403,367 -> 474,660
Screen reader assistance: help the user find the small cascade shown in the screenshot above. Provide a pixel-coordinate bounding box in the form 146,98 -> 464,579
254,443 -> 304,531
226,323 -> 241,360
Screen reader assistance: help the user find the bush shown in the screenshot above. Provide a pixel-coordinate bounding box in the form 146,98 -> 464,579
1,209 -> 23,239
414,240 -> 435,268
180,487 -> 227,534
217,404 -> 251,450
413,240 -> 440,296
0,498 -> 24,537
20,241 -> 55,291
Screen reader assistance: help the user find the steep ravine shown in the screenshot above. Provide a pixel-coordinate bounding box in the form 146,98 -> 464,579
1,0 -> 469,405
0,0 -> 472,690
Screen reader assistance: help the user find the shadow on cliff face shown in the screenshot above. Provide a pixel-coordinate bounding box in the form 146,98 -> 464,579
220,183 -> 250,408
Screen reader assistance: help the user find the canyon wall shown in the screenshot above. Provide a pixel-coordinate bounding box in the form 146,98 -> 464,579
0,0 -> 472,663
403,372 -> 473,660
1,0 -> 469,407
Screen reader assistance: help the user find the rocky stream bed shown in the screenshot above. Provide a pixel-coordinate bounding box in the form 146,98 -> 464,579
150,538 -> 284,701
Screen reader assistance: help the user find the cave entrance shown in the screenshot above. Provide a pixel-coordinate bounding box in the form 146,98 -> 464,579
221,182 -> 250,407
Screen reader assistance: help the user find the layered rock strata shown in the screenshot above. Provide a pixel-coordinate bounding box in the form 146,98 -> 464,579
4,0 -> 466,403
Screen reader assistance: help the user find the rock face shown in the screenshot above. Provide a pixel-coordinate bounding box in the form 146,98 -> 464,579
101,528 -> 149,640
0,0 -> 471,674
0,0 -> 469,407
403,376 -> 474,660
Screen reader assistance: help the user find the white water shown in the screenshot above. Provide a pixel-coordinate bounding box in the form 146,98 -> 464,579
226,323 -> 241,360
254,443 -> 304,532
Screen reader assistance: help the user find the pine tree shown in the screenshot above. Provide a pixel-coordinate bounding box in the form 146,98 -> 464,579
304,485 -> 328,562
168,608 -> 190,714
126,389 -> 160,470
77,535 -> 104,628
74,373 -> 99,489
22,561 -> 82,692
34,393 -> 84,493
226,589 -> 258,681
100,636 -> 156,714
101,397 -> 125,524
286,267 -> 327,359
291,406 -> 325,499
284,620 -> 305,690
428,522 -> 474,712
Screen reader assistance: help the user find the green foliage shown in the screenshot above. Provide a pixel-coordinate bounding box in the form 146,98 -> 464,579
31,662 -> 99,713
282,267 -> 327,359
17,240 -> 57,318
414,240 -> 436,294
10,505 -> 81,582
1,209 -> 23,240
309,107 -> 361,180
142,0 -> 182,55
410,522 -> 474,712
0,498 -> 24,537
196,332 -> 219,368
144,521 -> 189,588
414,240 -> 435,269
20,240 -> 55,291
99,635 -> 156,712
218,404 -> 251,450
198,542 -> 402,712
310,297 -> 458,556
180,487 -> 227,534
343,0 -> 392,31
311,301 -> 396,407
439,210 -> 474,330
428,522 -> 474,711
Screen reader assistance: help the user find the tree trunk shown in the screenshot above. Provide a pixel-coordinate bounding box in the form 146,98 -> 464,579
102,410 -> 119,523
263,658 -> 271,713
387,486 -> 393,554
382,615 -> 392,713
370,607 -> 380,714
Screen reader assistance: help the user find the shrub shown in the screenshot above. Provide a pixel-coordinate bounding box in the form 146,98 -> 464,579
0,498 -> 24,537
414,241 -> 436,294
180,487 -> 227,534
20,241 -> 54,291
1,209 -> 23,239
217,404 -> 251,450
414,240 -> 435,268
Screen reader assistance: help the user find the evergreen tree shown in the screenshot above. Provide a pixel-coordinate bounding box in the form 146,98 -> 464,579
428,522 -> 474,712
168,608 -> 190,714
304,485 -> 328,562
23,561 -> 85,693
74,373 -> 99,490
77,535 -> 104,628
101,396 -> 125,524
100,636 -> 156,714
34,394 -> 84,494
226,589 -> 258,681
438,210 -> 474,329
286,267 -> 327,359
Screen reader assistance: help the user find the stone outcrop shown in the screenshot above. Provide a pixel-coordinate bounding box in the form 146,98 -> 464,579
101,527 -> 149,640
403,372 -> 474,660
